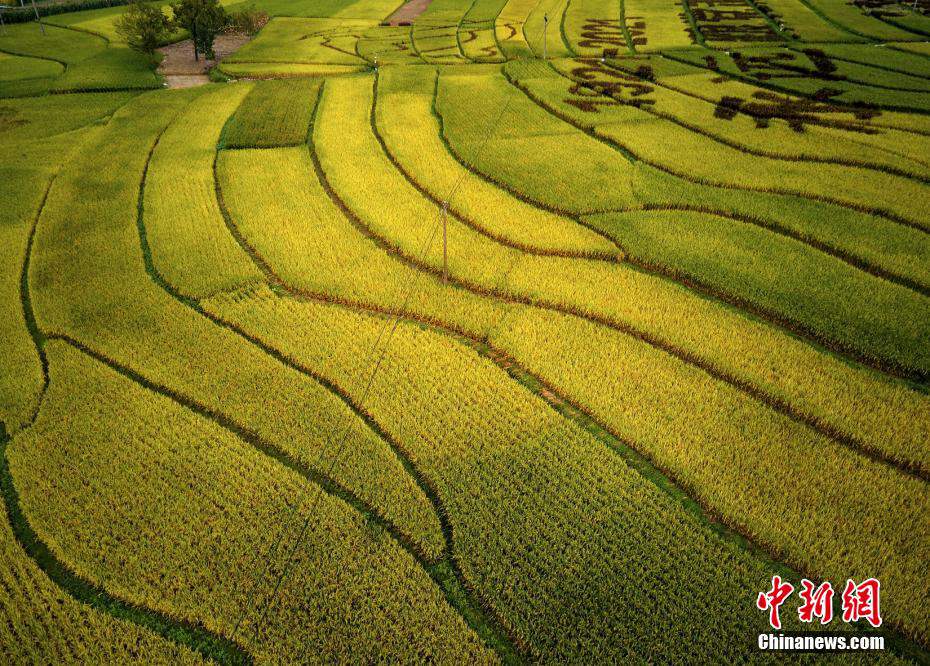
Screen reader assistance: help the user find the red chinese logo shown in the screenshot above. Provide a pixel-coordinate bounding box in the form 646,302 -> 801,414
757,575 -> 794,629
798,580 -> 834,624
757,576 -> 882,629
842,578 -> 882,628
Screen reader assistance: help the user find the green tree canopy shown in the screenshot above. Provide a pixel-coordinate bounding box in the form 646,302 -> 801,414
114,0 -> 172,56
170,0 -> 228,60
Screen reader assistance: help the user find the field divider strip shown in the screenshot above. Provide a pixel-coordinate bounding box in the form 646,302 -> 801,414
678,0 -> 706,45
211,151 -> 526,665
659,48 -> 930,117
0,423 -> 253,665
306,117 -> 930,479
504,69 -> 930,383
513,62 -> 930,236
575,60 -> 930,184
208,273 -> 930,663
371,71 -> 618,261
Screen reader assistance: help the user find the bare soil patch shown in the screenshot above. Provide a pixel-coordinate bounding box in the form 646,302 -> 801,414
157,33 -> 251,86
385,0 -> 433,26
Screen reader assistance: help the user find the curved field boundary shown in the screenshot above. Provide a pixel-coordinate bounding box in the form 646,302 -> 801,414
11,141 -> 250,665
200,229 -> 929,664
503,71 -> 930,382
0,427 -> 251,666
308,100 -> 930,481
19,179 -> 53,428
0,45 -> 69,68
128,106 -> 522,662
210,145 -> 524,664
616,0 -> 639,55
659,49 -> 930,117
573,61 -> 930,184
40,20 -> 113,45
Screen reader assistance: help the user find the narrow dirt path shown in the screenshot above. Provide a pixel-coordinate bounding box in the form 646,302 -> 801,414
157,34 -> 251,88
385,0 -> 433,26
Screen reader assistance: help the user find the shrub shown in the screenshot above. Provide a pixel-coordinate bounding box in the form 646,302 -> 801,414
114,0 -> 172,56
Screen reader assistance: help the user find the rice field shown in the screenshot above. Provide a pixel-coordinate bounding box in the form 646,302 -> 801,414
1,0 -> 928,662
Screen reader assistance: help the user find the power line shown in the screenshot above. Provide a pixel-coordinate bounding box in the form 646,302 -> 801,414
233,68 -> 518,657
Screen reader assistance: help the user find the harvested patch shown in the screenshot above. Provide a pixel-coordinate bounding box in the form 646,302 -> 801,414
386,0 -> 434,26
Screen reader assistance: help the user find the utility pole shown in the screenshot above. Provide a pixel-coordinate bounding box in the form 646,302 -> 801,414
30,0 -> 44,34
442,201 -> 448,282
543,14 -> 548,60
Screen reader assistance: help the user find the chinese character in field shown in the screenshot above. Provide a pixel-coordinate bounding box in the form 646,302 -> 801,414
757,575 -> 794,629
842,579 -> 882,627
798,580 -> 834,624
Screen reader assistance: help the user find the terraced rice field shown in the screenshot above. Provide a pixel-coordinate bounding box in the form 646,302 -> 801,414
1,0 -> 929,662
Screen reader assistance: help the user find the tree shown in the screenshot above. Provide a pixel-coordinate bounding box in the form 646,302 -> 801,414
170,0 -> 228,61
114,1 -> 172,56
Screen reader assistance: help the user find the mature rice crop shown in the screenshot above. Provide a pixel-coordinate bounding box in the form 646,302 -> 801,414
221,79 -> 321,148
28,89 -> 446,564
0,22 -> 105,65
667,47 -> 930,111
0,52 -> 62,91
562,0 -> 628,57
205,287 -> 912,661
217,61 -> 367,77
495,0 -> 536,58
9,341 -> 491,662
583,208 -> 930,397
144,83 -> 264,298
3,0 -> 930,661
623,0 -> 693,49
317,71 -> 930,475
374,66 -> 616,256
0,459 -> 204,664
507,60 -> 930,232
799,0 -> 921,41
224,18 -> 373,66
